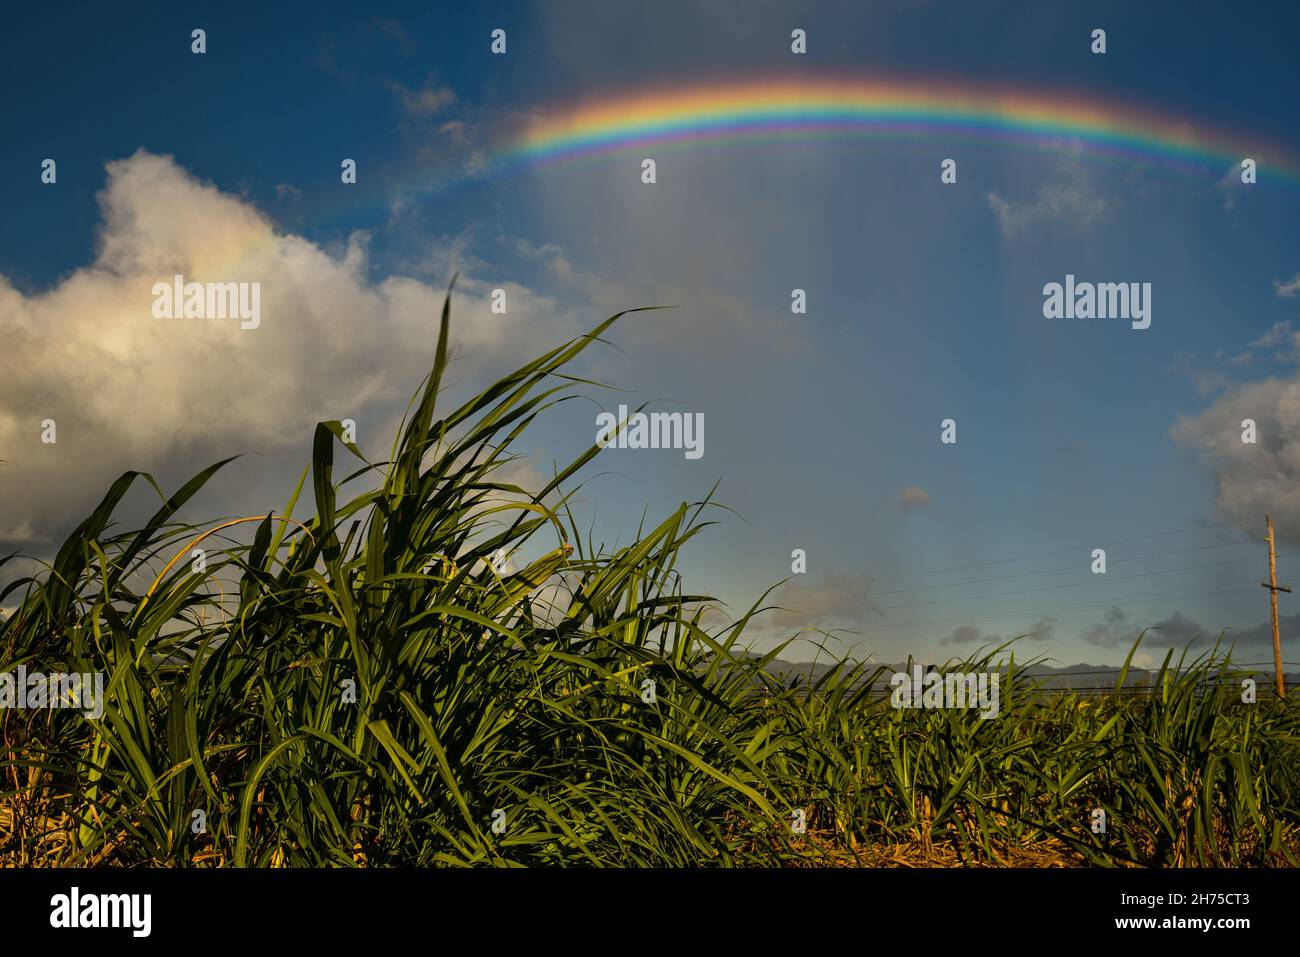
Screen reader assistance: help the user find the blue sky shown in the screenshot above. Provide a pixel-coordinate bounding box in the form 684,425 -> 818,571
3,1 -> 1300,670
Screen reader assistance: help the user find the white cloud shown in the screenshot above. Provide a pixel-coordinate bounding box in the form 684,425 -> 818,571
986,152 -> 1112,239
1171,374 -> 1300,542
384,78 -> 456,118
1173,318 -> 1300,400
1215,165 -> 1242,212
1274,274 -> 1300,298
513,238 -> 577,283
1250,320 -> 1293,349
0,151 -> 581,546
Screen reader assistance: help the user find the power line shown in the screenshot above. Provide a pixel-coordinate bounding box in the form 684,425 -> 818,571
863,539 -> 1258,599
781,582 -> 1259,634
717,515 -> 1278,607
705,513 -> 1298,645
863,556 -> 1258,616
862,511 -> 1294,583
746,556 -> 1261,619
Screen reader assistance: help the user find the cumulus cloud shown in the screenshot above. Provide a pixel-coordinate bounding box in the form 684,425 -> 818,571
1147,611 -> 1209,648
1147,610 -> 1296,653
939,624 -> 998,646
1079,606 -> 1253,653
1080,606 -> 1132,648
898,485 -> 933,511
0,150 -> 580,546
1167,271 -> 1300,544
939,614 -> 1054,646
1026,614 -> 1056,642
1224,612 -> 1300,651
1171,374 -> 1300,542
1082,605 -> 1288,655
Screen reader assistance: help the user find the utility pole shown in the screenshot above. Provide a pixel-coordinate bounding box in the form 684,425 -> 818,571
1261,515 -> 1291,698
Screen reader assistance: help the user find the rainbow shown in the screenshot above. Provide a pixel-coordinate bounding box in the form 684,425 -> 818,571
499,76 -> 1299,184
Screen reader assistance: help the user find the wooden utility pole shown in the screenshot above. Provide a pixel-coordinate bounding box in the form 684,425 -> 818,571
1261,515 -> 1291,697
